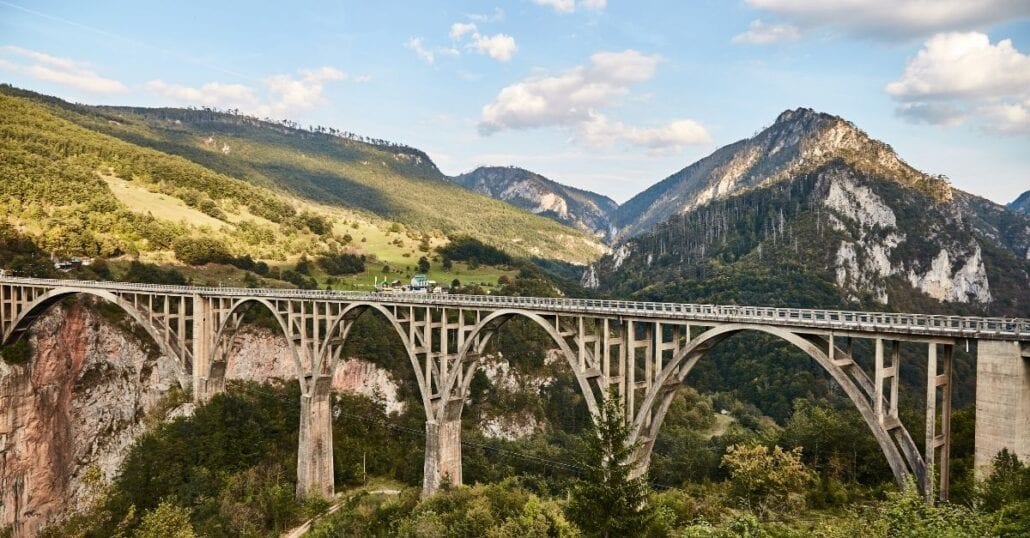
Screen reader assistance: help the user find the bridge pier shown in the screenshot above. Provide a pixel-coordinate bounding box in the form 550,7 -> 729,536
423,409 -> 462,496
296,374 -> 335,500
975,340 -> 1030,478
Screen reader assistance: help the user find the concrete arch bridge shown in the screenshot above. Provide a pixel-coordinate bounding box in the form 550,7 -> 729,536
1,276 -> 1027,503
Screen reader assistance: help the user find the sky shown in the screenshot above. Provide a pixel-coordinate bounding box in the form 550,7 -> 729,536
1,0 -> 1028,205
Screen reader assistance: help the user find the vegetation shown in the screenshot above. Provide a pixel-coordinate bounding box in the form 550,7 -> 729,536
567,394 -> 654,536
0,84 -> 604,265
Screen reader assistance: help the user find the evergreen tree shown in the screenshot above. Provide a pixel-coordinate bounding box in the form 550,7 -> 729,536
568,392 -> 653,537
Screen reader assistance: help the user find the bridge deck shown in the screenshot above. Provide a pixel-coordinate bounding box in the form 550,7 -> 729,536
2,276 -> 1026,340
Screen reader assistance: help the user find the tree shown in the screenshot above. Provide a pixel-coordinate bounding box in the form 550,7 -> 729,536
417,256 -> 430,273
721,443 -> 815,518
133,501 -> 196,538
567,392 -> 653,537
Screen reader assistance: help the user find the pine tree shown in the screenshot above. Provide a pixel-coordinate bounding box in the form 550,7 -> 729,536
568,392 -> 653,537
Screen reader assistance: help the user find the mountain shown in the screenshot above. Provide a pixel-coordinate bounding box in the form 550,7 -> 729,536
611,108 -> 951,240
0,85 -> 606,271
1010,190 -> 1030,214
451,166 -> 618,239
590,109 -> 1030,316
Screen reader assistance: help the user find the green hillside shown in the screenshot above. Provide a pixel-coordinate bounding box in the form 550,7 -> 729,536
0,85 -> 604,266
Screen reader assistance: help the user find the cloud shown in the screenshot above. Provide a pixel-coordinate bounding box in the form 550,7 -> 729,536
533,0 -> 606,14
450,22 -> 478,41
581,113 -> 710,153
479,50 -> 660,133
467,7 -> 505,23
145,66 -> 348,118
469,32 -> 518,62
743,0 -> 1030,40
887,32 -> 1030,134
732,19 -> 802,45
0,45 -> 127,93
406,37 -> 437,64
479,50 -> 708,152
446,22 -> 518,63
145,80 -> 258,108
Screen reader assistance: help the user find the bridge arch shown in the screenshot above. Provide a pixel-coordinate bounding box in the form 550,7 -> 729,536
2,287 -> 189,389
207,298 -> 308,395
314,302 -> 431,419
439,309 -> 602,425
629,323 -> 922,490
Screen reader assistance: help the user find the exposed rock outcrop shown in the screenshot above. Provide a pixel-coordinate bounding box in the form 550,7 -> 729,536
0,303 -> 181,537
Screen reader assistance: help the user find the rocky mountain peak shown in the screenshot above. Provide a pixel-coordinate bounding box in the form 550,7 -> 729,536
451,166 -> 618,240
612,108 -> 952,240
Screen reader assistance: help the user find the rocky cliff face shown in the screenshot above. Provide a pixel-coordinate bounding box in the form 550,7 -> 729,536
223,327 -> 406,415
452,166 -> 618,239
0,310 -> 407,536
0,302 -> 182,537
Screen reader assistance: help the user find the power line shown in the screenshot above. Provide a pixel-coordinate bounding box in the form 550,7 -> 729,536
334,410 -> 675,490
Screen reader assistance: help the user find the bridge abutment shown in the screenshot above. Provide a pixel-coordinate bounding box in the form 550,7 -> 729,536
975,340 -> 1030,478
296,375 -> 334,500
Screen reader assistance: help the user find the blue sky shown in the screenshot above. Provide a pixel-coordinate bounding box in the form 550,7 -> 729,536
1,0 -> 1028,204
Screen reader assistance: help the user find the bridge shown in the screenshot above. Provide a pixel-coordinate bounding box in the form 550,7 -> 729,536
1,276 -> 1027,503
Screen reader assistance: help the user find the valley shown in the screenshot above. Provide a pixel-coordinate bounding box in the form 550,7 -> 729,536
1,84 -> 1028,538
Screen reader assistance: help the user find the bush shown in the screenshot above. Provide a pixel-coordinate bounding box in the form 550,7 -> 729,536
123,261 -> 188,285
318,253 -> 365,275
172,237 -> 232,266
721,444 -> 815,518
438,236 -> 512,266
0,338 -> 32,365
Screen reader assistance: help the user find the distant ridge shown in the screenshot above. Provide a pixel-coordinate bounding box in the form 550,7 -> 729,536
452,166 -> 618,239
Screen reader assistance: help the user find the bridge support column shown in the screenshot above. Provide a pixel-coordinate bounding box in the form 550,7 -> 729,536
297,374 -> 334,500
975,340 -> 1030,479
422,414 -> 462,497
191,295 -> 213,402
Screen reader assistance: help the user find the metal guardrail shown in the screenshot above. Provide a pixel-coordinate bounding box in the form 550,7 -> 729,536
2,276 -> 1027,340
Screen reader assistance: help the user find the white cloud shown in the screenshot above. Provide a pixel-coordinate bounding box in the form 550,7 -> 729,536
581,113 -> 710,153
468,8 -> 505,23
0,46 -> 127,93
732,19 -> 802,45
145,66 -> 348,118
533,0 -> 606,14
479,50 -> 707,152
450,22 -> 478,41
744,0 -> 1030,40
886,32 -> 1030,100
446,22 -> 518,63
406,37 -> 437,64
470,33 -> 518,62
145,80 -> 258,108
887,32 -> 1030,135
479,50 -> 660,133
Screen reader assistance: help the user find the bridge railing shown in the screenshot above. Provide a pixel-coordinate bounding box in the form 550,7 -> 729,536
1,276 -> 1026,339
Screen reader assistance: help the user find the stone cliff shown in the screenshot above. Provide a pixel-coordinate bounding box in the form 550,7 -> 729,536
0,306 -> 406,536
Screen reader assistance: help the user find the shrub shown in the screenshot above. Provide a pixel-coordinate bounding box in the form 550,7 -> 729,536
0,338 -> 32,365
318,253 -> 365,275
172,237 -> 231,266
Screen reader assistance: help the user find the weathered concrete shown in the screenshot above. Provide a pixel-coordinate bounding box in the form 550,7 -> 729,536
423,418 -> 462,496
975,340 -> 1030,478
296,375 -> 334,499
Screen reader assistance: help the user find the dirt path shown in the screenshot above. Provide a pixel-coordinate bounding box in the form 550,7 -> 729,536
281,489 -> 401,538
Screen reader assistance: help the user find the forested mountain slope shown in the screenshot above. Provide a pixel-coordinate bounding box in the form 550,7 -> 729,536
452,166 -> 618,239
0,85 -> 605,265
591,160 -> 1030,316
